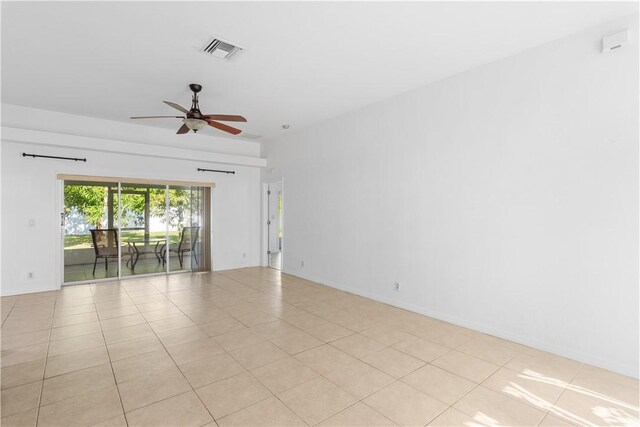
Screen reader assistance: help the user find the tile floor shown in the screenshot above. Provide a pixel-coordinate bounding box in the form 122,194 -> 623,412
1,267 -> 638,426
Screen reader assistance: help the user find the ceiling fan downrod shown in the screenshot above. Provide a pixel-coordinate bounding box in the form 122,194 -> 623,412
189,84 -> 203,116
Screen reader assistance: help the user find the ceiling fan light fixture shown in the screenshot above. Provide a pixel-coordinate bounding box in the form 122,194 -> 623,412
184,118 -> 207,132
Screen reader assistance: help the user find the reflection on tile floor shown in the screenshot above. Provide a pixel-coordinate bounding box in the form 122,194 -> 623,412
1,267 -> 638,426
268,252 -> 281,270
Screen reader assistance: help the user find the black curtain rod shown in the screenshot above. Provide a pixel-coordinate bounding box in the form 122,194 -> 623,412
197,168 -> 235,174
23,153 -> 87,162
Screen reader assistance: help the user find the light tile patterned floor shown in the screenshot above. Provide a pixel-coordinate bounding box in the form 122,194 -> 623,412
1,267 -> 638,426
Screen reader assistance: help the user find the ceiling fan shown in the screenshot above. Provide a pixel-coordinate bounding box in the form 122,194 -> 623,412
130,84 -> 246,135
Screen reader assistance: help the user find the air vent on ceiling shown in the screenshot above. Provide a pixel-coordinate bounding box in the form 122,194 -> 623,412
201,37 -> 244,59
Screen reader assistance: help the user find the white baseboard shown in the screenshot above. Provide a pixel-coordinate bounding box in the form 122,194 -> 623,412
285,268 -> 638,379
1,283 -> 61,297
213,261 -> 260,271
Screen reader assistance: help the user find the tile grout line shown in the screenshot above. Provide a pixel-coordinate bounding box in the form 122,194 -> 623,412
434,349 -> 525,421
220,271 -> 413,425
4,268 -> 623,427
278,267 -> 594,421
33,294 -> 58,427
278,296 -> 521,426
537,362 -> 586,426
169,272 -> 318,425
215,276 -> 364,426
220,352 -> 310,426
120,275 -> 220,425
165,273 -> 310,425
208,320 -> 421,424
5,272 -> 307,425
92,280 -> 131,427
0,298 -> 18,328
33,294 -> 59,427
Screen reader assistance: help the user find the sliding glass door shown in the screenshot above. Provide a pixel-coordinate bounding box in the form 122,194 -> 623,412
63,180 -> 210,284
167,185 -> 208,273
190,186 -> 208,272
118,183 -> 167,278
63,181 -> 119,282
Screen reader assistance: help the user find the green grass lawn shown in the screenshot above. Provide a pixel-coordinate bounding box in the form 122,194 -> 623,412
65,231 -> 181,249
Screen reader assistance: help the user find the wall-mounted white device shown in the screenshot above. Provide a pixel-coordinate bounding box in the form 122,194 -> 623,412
602,30 -> 629,53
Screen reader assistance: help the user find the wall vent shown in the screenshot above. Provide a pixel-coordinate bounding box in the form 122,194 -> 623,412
201,37 -> 244,59
602,30 -> 629,53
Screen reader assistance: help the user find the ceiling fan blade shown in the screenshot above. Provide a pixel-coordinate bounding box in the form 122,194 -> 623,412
206,120 -> 242,135
130,115 -> 183,119
202,114 -> 247,122
163,101 -> 190,114
176,124 -> 190,134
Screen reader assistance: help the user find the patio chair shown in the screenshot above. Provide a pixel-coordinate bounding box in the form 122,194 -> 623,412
90,229 -> 120,276
165,226 -> 200,268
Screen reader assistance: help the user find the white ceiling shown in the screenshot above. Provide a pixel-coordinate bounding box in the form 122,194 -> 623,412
2,1 -> 637,141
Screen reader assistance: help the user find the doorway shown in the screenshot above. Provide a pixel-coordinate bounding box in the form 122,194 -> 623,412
62,179 -> 210,284
267,181 -> 283,270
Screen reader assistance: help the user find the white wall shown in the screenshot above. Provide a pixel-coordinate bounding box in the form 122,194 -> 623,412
1,107 -> 265,296
263,16 -> 639,377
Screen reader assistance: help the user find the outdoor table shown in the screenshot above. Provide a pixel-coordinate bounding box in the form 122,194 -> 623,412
126,238 -> 166,269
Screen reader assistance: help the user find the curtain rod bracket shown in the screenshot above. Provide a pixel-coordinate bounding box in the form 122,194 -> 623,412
23,153 -> 87,162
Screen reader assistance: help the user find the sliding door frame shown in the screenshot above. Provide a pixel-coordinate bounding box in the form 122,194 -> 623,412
60,176 -> 214,286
